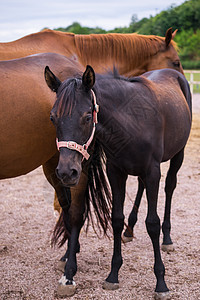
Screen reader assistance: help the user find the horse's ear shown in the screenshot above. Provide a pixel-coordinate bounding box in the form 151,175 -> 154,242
165,27 -> 173,47
44,66 -> 61,93
82,65 -> 95,90
172,29 -> 178,39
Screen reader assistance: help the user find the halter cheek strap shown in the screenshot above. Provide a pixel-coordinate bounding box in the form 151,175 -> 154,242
56,89 -> 99,161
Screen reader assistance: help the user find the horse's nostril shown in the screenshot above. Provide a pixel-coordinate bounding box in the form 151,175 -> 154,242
70,168 -> 78,179
55,167 -> 79,183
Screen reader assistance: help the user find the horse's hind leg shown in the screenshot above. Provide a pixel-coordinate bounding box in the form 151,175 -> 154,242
122,177 -> 144,243
145,161 -> 169,297
161,148 -> 184,252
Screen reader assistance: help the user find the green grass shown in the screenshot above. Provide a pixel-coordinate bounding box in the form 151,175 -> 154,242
184,71 -> 200,94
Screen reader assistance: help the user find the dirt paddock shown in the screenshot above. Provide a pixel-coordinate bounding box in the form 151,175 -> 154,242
0,95 -> 200,300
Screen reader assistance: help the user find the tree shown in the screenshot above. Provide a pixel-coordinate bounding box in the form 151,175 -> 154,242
177,0 -> 200,32
129,18 -> 149,33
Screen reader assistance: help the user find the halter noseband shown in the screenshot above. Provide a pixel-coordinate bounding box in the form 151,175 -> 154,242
56,89 -> 99,160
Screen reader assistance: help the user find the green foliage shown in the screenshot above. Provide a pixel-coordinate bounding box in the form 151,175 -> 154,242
177,0 -> 200,32
107,27 -> 132,34
53,0 -> 200,68
56,22 -> 107,34
182,60 -> 200,69
129,18 -> 150,34
132,0 -> 200,36
175,29 -> 200,61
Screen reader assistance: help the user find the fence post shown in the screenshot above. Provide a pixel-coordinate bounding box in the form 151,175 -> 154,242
190,72 -> 194,95
184,70 -> 200,95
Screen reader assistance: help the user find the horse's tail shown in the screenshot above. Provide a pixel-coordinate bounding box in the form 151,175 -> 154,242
84,139 -> 112,236
178,74 -> 192,115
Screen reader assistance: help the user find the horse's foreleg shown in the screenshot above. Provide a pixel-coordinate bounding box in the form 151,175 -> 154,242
103,163 -> 127,290
162,148 -> 184,252
57,235 -> 80,273
57,225 -> 82,297
43,154 -> 79,266
145,161 -> 169,298
122,176 -> 144,242
57,171 -> 88,297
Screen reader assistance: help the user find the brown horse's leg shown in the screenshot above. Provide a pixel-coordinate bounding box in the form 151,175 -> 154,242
42,153 -> 70,208
42,154 -> 82,258
122,176 -> 144,242
42,154 -> 73,261
54,192 -> 62,214
145,161 -> 169,297
161,148 -> 184,252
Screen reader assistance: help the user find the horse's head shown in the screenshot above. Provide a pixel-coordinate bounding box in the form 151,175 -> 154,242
146,28 -> 184,74
44,65 -> 96,186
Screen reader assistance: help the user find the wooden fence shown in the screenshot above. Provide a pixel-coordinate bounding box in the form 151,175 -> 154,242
184,70 -> 200,95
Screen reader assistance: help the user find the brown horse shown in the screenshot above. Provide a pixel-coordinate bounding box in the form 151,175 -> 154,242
45,66 -> 191,298
0,53 -> 83,179
0,53 -> 88,254
0,28 -> 183,76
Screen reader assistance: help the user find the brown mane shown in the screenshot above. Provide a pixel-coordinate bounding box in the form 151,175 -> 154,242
0,28 -> 181,75
74,33 -> 177,73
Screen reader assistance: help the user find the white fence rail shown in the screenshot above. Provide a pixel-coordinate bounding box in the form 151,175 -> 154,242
184,70 -> 200,95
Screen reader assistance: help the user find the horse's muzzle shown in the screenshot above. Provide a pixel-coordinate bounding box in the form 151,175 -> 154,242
56,164 -> 81,187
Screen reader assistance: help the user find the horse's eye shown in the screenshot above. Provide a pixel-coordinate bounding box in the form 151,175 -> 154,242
173,61 -> 180,68
50,114 -> 55,124
85,114 -> 92,123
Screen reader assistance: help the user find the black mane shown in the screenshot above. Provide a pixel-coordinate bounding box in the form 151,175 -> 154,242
54,77 -> 82,117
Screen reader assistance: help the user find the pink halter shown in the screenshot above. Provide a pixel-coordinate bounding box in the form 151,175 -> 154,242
56,89 -> 99,160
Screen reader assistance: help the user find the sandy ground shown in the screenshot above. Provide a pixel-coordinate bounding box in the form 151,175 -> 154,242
0,95 -> 199,300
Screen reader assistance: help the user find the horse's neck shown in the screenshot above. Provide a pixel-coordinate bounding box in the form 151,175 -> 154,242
74,34 -> 165,76
95,80 -> 125,134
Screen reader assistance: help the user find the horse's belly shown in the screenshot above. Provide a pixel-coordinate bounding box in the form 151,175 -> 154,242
0,124 -> 56,179
162,117 -> 191,161
0,140 -> 57,179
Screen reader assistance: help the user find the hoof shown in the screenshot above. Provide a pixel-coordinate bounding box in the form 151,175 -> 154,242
161,244 -> 174,253
102,281 -> 119,290
57,276 -> 76,297
121,234 -> 133,243
57,284 -> 76,297
56,260 -> 66,273
154,291 -> 171,299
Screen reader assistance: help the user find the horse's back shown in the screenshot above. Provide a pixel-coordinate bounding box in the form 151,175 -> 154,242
0,53 -> 82,111
0,30 -> 76,60
0,52 -> 82,78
